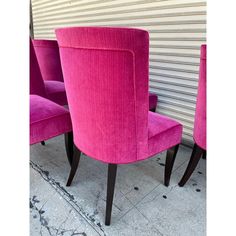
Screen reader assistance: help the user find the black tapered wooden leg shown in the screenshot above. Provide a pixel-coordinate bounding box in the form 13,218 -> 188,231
164,144 -> 179,187
64,131 -> 74,166
105,164 -> 117,226
41,141 -> 45,146
202,151 -> 206,160
178,143 -> 204,187
66,145 -> 81,186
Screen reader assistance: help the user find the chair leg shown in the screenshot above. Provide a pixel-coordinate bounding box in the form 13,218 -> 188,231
41,141 -> 45,146
149,107 -> 156,112
66,145 -> 81,187
64,131 -> 74,166
164,144 -> 179,187
105,164 -> 117,226
178,143 -> 204,187
202,150 -> 206,159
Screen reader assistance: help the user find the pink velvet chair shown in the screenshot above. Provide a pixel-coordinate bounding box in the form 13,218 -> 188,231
30,38 -> 68,145
30,94 -> 74,169
32,39 -> 64,82
179,45 -> 207,187
30,39 -> 67,106
56,27 -> 183,225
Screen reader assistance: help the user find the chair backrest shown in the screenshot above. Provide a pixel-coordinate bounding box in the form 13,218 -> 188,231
193,44 -> 206,150
56,27 -> 149,163
30,39 -> 46,97
32,39 -> 64,82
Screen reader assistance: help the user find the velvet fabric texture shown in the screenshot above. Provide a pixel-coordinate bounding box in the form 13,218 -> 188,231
44,80 -> 68,106
30,39 -> 68,105
193,45 -> 207,150
56,27 -> 182,164
32,39 -> 64,82
30,95 -> 72,145
30,39 -> 46,97
149,92 -> 158,110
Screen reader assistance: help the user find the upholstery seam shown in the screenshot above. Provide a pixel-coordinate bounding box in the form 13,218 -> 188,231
31,127 -> 72,145
30,112 -> 70,125
33,45 -> 58,49
59,45 -> 134,55
148,123 -> 182,140
58,45 -> 139,161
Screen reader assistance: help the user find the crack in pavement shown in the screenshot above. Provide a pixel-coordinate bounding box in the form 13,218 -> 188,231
31,195 -> 89,236
30,161 -> 106,236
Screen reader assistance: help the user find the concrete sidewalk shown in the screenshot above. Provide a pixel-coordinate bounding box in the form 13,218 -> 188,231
30,135 -> 206,236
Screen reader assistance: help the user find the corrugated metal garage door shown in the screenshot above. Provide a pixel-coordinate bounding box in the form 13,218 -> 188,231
31,0 -> 206,146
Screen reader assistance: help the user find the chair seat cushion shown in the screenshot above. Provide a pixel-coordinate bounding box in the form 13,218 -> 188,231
30,95 -> 72,145
146,112 -> 182,158
149,93 -> 158,111
44,80 -> 68,105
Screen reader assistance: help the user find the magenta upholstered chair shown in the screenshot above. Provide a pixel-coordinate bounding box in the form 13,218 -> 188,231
30,39 -> 67,106
30,94 -> 74,172
30,39 -> 68,146
32,39 -> 64,82
56,27 -> 183,225
30,39 -> 47,98
179,45 -> 207,187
